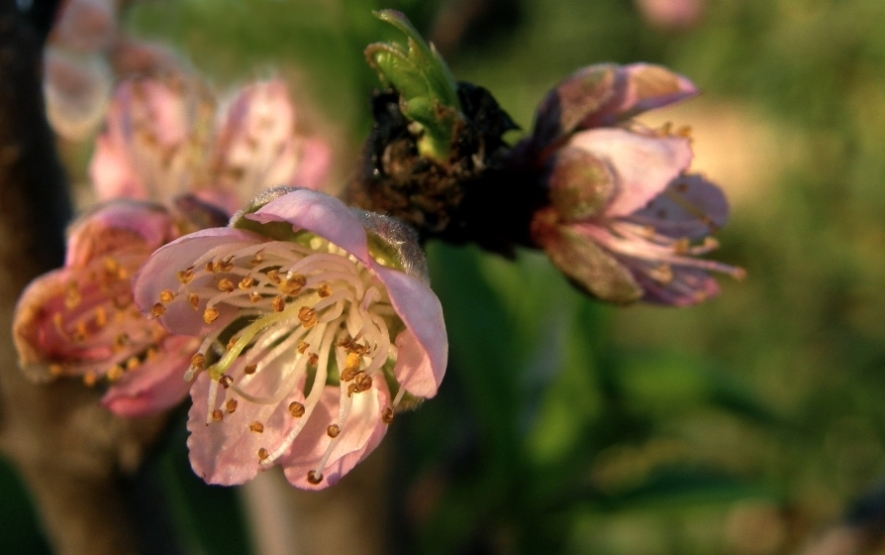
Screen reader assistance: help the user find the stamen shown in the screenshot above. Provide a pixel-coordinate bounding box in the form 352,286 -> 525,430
381,407 -> 394,424
226,399 -> 238,413
189,293 -> 200,310
217,278 -> 235,292
249,421 -> 264,433
289,401 -> 305,417
306,470 -> 323,484
151,303 -> 166,317
203,307 -> 219,324
326,424 -> 340,438
298,306 -> 317,328
212,409 -> 224,422
178,267 -> 195,285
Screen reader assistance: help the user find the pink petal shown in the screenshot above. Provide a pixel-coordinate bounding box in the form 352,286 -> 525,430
52,0 -> 116,52
605,64 -> 698,123
372,265 -> 447,399
133,227 -> 263,337
280,387 -> 387,490
43,48 -> 111,141
102,335 -> 198,417
66,200 -> 176,267
187,371 -> 308,486
568,128 -> 693,217
635,266 -> 721,306
90,134 -> 146,201
245,189 -> 371,265
629,174 -> 729,239
290,137 -> 332,191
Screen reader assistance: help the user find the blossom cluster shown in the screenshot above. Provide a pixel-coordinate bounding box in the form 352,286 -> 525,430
14,10 -> 740,492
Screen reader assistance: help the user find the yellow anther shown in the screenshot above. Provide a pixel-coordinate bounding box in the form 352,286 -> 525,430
249,292 -> 262,303
249,252 -> 264,267
673,238 -> 691,255
49,364 -> 64,376
114,333 -> 130,351
217,278 -> 235,292
266,269 -> 282,285
249,421 -> 265,433
297,341 -> 310,354
238,277 -> 255,290
244,363 -> 257,375
73,321 -> 88,343
298,306 -> 317,328
159,289 -> 175,303
226,399 -> 238,414
107,365 -> 124,382
83,372 -> 97,387
65,280 -> 81,310
219,257 -> 234,272
203,306 -> 219,324
226,335 -> 240,352
307,353 -> 319,366
272,296 -> 286,312
326,424 -> 341,438
317,284 -> 332,298
288,401 -> 305,417
212,409 -> 224,422
191,353 -> 206,370
188,293 -> 200,311
94,307 -> 108,327
126,357 -> 140,371
151,302 -> 167,317
258,448 -> 269,461
177,267 -> 195,285
219,374 -> 233,389
381,407 -> 394,424
279,274 -> 306,295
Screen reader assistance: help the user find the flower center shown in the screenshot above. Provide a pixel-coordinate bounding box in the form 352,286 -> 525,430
157,234 -> 403,477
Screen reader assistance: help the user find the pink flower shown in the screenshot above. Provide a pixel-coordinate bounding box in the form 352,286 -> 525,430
90,77 -> 331,214
11,200 -> 216,416
519,63 -> 743,305
133,188 -> 447,489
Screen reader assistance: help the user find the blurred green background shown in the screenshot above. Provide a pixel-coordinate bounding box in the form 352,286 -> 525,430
9,0 -> 885,553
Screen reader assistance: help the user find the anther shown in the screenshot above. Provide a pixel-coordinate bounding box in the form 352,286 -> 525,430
382,407 -> 394,424
107,365 -> 124,382
317,284 -> 332,298
219,374 -> 233,389
244,363 -> 257,375
49,364 -> 64,376
191,353 -> 206,369
249,252 -> 264,266
249,421 -> 265,433
177,267 -> 195,285
307,353 -> 319,366
280,274 -> 306,295
83,372 -> 97,387
126,357 -> 140,370
114,333 -> 130,351
272,296 -> 286,312
266,269 -> 282,285
212,409 -> 223,422
288,401 -> 305,417
189,293 -> 200,310
238,277 -> 255,290
326,424 -> 341,438
258,448 -> 269,461
94,307 -> 108,327
226,399 -> 238,413
73,321 -> 88,343
151,302 -> 167,317
674,238 -> 690,255
307,470 -> 323,484
226,335 -> 240,352
219,257 -> 234,272
65,280 -> 81,310
297,341 -> 310,354
217,278 -> 235,292
249,291 -> 262,303
203,307 -> 219,324
298,306 -> 317,328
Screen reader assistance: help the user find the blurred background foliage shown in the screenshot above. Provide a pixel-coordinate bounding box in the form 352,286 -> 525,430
8,0 -> 885,553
